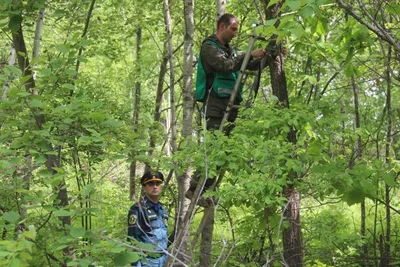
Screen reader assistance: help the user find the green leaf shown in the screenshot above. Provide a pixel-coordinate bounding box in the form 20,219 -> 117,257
78,136 -> 92,146
316,0 -> 334,5
28,99 -> 44,108
343,188 -> 365,205
51,244 -> 69,252
82,183 -> 95,196
267,0 -> 279,8
55,44 -> 70,54
16,91 -> 32,97
316,17 -> 328,35
382,174 -> 396,187
88,112 -> 106,121
80,39 -> 93,46
34,155 -> 47,164
8,15 -> 22,32
70,226 -> 86,238
299,6 -> 314,20
10,257 -> 21,267
288,27 -> 304,39
0,160 -> 11,169
62,83 -> 75,90
386,3 -> 400,15
104,119 -> 123,128
77,258 -> 92,267
307,140 -> 322,155
287,0 -> 302,11
54,210 -> 70,217
5,65 -> 22,76
77,56 -> 88,63
114,251 -> 140,265
111,245 -> 126,253
0,251 -> 12,257
23,225 -> 37,240
3,211 -> 20,223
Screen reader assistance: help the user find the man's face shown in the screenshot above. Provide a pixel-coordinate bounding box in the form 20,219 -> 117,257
221,20 -> 239,44
143,181 -> 162,199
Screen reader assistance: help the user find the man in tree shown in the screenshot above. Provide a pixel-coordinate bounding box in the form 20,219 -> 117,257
188,13 -> 267,200
197,13 -> 266,132
128,171 -> 169,267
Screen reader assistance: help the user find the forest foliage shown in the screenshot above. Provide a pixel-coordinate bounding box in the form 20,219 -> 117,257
0,0 -> 399,266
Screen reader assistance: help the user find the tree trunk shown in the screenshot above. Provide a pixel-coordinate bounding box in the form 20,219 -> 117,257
1,46 -> 16,129
261,1 -> 304,265
282,189 -> 302,266
382,45 -> 392,267
32,7 -> 44,80
163,0 -> 177,156
351,76 -> 368,265
173,0 -> 195,263
215,0 -> 226,30
129,28 -> 142,201
148,42 -> 168,161
200,206 -> 214,267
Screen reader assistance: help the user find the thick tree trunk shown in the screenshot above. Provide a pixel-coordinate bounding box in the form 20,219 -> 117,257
262,1 -> 304,265
282,189 -> 302,266
200,206 -> 214,267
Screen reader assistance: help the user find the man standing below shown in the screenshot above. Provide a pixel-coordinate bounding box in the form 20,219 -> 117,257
198,13 -> 266,132
128,171 -> 169,267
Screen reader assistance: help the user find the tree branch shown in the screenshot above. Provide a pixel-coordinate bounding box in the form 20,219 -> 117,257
335,0 -> 400,51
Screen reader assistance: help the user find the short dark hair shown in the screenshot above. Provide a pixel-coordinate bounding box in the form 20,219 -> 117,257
217,13 -> 238,28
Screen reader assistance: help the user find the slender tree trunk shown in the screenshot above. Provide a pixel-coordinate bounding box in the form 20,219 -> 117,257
129,28 -> 142,200
1,46 -> 16,129
173,0 -> 195,264
32,7 -> 44,80
215,0 -> 226,29
261,1 -> 304,265
163,0 -> 177,156
264,207 -> 276,264
33,8 -> 44,59
382,46 -> 392,267
350,76 -> 368,266
149,42 -> 168,158
70,0 -> 96,96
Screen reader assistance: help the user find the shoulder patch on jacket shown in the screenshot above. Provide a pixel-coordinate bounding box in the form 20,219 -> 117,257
129,214 -> 137,225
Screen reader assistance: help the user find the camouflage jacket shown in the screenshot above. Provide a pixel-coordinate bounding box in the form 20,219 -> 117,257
200,34 -> 261,119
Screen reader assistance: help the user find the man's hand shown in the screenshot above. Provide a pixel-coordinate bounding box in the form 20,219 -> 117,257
250,48 -> 266,58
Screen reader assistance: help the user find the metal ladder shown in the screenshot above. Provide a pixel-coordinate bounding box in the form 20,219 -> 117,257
219,33 -> 265,131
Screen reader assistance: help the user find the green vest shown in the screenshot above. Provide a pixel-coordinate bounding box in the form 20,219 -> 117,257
195,40 -> 243,102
